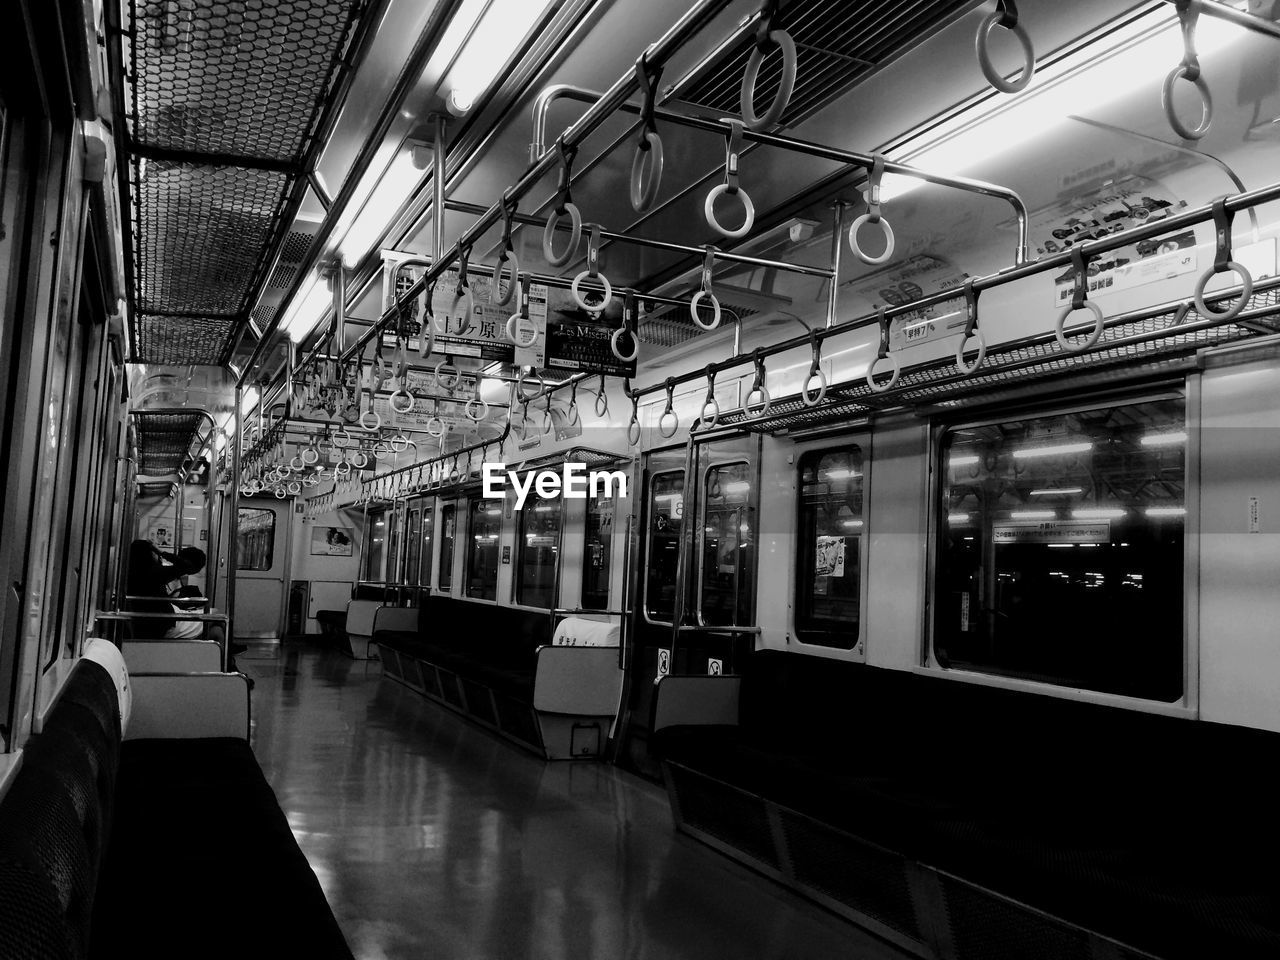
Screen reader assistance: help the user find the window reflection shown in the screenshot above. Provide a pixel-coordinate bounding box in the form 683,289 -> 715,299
466,497 -> 501,600
404,507 -> 421,586
645,472 -> 683,622
362,509 -> 386,581
438,504 -> 456,591
237,508 -> 275,571
935,397 -> 1185,701
419,508 -> 434,588
582,491 -> 614,610
700,463 -> 754,627
517,494 -> 560,608
796,448 -> 863,647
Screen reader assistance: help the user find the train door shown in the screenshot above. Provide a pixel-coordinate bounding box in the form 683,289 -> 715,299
616,447 -> 684,775
234,499 -> 291,639
674,433 -> 762,677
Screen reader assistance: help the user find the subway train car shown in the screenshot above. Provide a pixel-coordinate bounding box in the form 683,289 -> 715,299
3,0 -> 1280,957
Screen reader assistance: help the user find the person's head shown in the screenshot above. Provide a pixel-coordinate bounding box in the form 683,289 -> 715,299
173,547 -> 206,576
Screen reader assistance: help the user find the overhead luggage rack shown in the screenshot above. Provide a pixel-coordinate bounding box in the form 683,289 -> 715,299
716,279 -> 1280,434
132,410 -> 214,476
116,0 -> 373,364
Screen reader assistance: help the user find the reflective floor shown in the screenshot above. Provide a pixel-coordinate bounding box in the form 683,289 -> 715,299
241,644 -> 910,960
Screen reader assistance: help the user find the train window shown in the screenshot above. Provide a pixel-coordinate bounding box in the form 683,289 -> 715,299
699,463 -> 755,627
386,504 -> 402,584
362,509 -> 386,581
404,506 -> 421,587
465,497 -> 500,600
237,508 -> 275,571
515,496 -> 560,608
934,397 -> 1186,702
645,472 -> 683,622
419,507 -> 435,588
438,504 -> 456,590
796,448 -> 864,648
582,490 -> 614,610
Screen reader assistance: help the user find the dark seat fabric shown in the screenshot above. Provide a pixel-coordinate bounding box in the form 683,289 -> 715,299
654,651 -> 1280,959
90,738 -> 354,960
375,596 -> 552,702
0,660 -> 121,960
0,658 -> 353,960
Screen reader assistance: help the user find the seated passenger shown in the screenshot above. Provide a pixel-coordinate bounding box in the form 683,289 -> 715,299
166,584 -> 205,640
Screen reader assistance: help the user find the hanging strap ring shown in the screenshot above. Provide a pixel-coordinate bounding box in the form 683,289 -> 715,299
493,194 -> 519,307
691,246 -> 722,331
657,378 -> 679,438
626,385 -> 641,446
595,375 -> 609,418
740,4 -> 797,130
1163,0 -> 1212,140
802,330 -> 827,407
571,223 -> 613,311
449,246 -> 475,335
705,120 -> 755,239
1054,246 -> 1106,352
865,307 -> 901,393
507,275 -> 538,347
465,376 -> 489,422
389,388 -> 416,414
743,348 -> 771,418
1193,199 -> 1253,321
631,54 -> 665,212
975,2 -> 1035,94
611,290 -> 640,362
543,140 -> 582,266
849,155 -> 895,265
955,280 -> 987,377
698,365 -> 720,429
516,366 -> 543,403
435,359 -> 460,391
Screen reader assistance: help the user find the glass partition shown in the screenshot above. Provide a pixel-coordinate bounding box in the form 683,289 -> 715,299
699,462 -> 755,627
796,447 -> 864,648
465,497 -> 501,600
644,472 -> 683,622
237,507 -> 275,571
582,490 -> 614,610
438,503 -> 456,591
516,495 -> 560,608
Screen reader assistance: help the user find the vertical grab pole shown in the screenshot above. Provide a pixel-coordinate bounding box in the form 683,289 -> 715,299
827,200 -> 849,329
332,262 -> 346,354
226,385 -> 242,670
668,429 -> 700,674
433,114 -> 448,263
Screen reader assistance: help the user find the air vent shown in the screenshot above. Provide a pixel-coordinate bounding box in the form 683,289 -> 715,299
674,0 -> 971,124
268,264 -> 297,289
281,230 -> 313,263
251,305 -> 277,325
639,303 -> 759,349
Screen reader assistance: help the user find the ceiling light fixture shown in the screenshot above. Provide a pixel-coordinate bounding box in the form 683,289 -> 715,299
1012,441 -> 1093,460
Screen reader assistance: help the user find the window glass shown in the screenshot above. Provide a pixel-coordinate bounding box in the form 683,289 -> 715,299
466,498 -> 500,600
582,490 -> 614,610
645,472 -> 683,622
796,447 -> 863,647
516,494 -> 560,608
699,463 -> 755,626
362,509 -> 386,581
438,504 -> 456,590
237,508 -> 275,571
386,504 -> 402,583
934,397 -> 1186,701
419,506 -> 435,587
404,507 -> 421,586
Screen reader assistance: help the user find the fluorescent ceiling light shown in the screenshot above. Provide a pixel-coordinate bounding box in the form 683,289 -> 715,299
337,147 -> 426,268
1047,543 -> 1074,549
721,480 -> 751,496
880,6 -> 1247,202
1013,441 -> 1093,460
1140,431 -> 1188,447
948,512 -> 970,523
1072,507 -> 1126,519
1145,506 -> 1186,517
1031,487 -> 1083,496
824,468 -> 861,480
281,271 -> 333,343
841,519 -> 864,528
439,0 -> 556,114
1010,510 -> 1055,520
949,454 -> 980,467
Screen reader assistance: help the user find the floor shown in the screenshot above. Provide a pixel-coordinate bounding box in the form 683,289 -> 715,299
239,643 -> 912,960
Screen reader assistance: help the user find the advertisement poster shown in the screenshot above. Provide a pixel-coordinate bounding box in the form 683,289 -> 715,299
842,254 -> 972,352
311,526 -> 354,556
815,535 -> 846,578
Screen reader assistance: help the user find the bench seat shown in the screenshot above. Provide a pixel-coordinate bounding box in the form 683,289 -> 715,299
653,650 -> 1280,960
0,646 -> 353,960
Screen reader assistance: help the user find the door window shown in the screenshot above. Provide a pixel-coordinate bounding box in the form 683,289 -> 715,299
466,498 -> 500,600
796,447 -> 863,647
237,508 -> 275,571
699,463 -> 755,626
438,504 -> 456,590
516,495 -> 560,608
645,472 -> 683,622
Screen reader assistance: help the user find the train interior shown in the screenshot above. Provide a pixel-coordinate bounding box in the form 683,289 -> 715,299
3,0 -> 1280,957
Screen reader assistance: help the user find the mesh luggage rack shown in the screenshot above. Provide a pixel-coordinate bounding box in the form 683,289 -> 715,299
132,411 -> 212,476
120,0 -> 371,365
